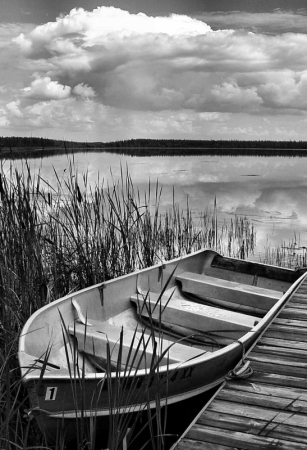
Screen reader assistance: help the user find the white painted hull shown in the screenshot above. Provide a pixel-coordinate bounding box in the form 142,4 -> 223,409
18,249 -> 305,443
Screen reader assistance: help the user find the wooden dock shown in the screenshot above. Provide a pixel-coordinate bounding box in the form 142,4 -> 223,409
173,275 -> 307,450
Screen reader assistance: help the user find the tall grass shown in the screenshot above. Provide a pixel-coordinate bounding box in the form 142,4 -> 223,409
261,232 -> 307,268
57,309 -> 173,450
0,159 -> 256,449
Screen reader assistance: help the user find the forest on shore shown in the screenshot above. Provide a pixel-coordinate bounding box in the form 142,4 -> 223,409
1,136 -> 307,158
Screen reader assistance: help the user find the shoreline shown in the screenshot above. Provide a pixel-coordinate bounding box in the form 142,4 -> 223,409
1,146 -> 307,159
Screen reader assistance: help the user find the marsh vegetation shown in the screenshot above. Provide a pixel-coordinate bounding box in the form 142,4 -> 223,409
0,159 -> 300,449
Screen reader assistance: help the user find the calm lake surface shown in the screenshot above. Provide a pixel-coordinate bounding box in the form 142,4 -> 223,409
4,151 -> 307,261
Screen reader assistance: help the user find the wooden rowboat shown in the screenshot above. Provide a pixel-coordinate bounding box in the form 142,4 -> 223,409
18,249 -> 306,443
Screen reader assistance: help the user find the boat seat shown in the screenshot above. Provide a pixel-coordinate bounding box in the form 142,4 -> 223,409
130,291 -> 258,339
68,320 -> 206,371
175,272 -> 283,313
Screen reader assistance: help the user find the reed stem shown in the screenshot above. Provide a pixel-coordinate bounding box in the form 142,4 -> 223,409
0,159 -> 256,449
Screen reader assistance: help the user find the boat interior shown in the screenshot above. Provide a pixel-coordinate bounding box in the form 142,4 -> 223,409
66,252 -> 298,373
21,251 -> 302,376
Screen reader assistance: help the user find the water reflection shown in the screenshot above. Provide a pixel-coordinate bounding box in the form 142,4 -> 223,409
2,152 -> 307,260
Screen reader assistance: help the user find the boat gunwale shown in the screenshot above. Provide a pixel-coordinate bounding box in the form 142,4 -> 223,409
18,250 -> 307,382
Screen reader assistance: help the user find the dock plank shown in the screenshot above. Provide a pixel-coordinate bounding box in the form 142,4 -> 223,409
247,358 -> 307,378
253,341 -> 307,361
176,439 -> 233,450
218,389 -> 307,412
198,411 -> 307,443
264,325 -> 307,341
278,308 -> 307,320
272,318 -> 307,327
283,302 -> 307,309
185,425 -> 307,449
252,344 -> 307,360
224,379 -> 307,401
245,371 -> 307,389
207,400 -> 307,428
258,337 -> 307,350
247,353 -> 307,367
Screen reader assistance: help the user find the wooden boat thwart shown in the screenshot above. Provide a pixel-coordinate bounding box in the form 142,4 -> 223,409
18,249 -> 306,442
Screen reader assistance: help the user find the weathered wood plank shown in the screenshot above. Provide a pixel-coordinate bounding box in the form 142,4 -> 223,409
265,325 -> 307,341
272,317 -> 307,327
286,302 -> 307,308
281,303 -> 307,309
278,308 -> 307,320
252,344 -> 307,360
269,323 -> 307,332
198,411 -> 307,443
264,332 -> 305,341
290,292 -> 307,297
247,357 -> 307,378
186,425 -> 307,449
224,379 -> 307,402
287,295 -> 307,301
258,336 -> 307,350
295,297 -> 307,302
288,302 -> 307,307
264,330 -> 307,341
247,371 -> 307,390
294,291 -> 307,297
218,389 -> 307,412
287,298 -> 307,305
207,400 -> 307,428
175,438 -> 233,450
248,353 -> 307,368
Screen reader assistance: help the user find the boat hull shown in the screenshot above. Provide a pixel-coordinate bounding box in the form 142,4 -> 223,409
18,249 -> 306,443
25,341 -> 247,443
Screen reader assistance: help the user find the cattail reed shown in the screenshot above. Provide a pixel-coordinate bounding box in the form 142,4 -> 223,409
0,159 -> 256,449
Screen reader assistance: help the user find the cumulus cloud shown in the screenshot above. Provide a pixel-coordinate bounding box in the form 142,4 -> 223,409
258,73 -> 307,110
2,96 -> 107,134
6,100 -> 23,118
211,82 -> 263,112
22,76 -> 71,100
13,7 -> 307,113
195,9 -> 307,35
73,83 -> 96,98
13,7 -> 212,58
4,6 -> 307,139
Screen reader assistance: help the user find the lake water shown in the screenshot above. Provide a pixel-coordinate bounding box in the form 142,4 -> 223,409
4,151 -> 307,262
5,151 -> 307,448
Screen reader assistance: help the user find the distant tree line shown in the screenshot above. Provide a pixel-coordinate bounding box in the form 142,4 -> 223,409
1,136 -> 307,158
101,138 -> 307,150
0,136 -> 66,149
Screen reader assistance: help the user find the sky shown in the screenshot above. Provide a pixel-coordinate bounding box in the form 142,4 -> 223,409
2,0 -> 307,142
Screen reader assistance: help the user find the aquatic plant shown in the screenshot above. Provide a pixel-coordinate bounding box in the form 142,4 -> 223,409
0,159 -> 256,449
261,232 -> 307,269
